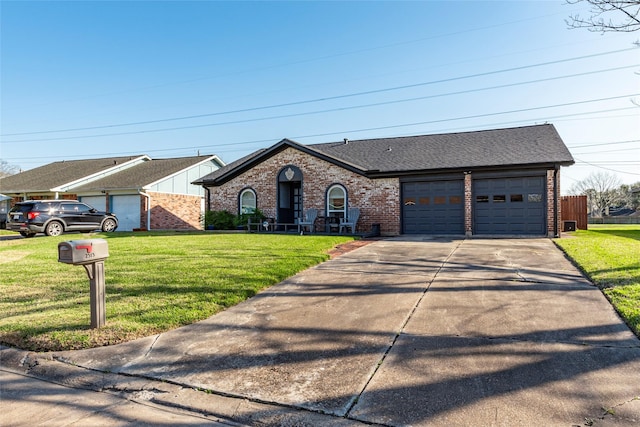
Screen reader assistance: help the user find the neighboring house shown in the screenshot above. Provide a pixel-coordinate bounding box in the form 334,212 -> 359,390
0,155 -> 224,231
194,124 -> 574,237
0,194 -> 11,228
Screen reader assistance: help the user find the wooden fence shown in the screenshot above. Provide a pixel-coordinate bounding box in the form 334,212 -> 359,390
561,195 -> 588,230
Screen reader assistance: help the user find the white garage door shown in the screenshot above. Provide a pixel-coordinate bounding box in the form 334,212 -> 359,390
111,195 -> 141,231
79,196 -> 107,211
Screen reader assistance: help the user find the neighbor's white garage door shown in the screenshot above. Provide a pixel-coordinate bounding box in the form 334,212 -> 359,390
79,196 -> 106,211
111,195 -> 141,231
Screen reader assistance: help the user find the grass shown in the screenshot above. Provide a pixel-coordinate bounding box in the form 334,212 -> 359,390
0,231 -> 354,352
555,224 -> 640,336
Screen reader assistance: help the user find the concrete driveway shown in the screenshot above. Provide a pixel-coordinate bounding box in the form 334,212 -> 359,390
2,237 -> 639,426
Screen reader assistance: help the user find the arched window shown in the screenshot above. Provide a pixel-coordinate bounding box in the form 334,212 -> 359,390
326,184 -> 347,218
239,188 -> 257,214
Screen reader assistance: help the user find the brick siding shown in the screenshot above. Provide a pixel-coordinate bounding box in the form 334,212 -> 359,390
464,173 -> 472,236
147,191 -> 202,230
207,147 -> 563,237
546,169 -> 562,237
208,147 -> 401,235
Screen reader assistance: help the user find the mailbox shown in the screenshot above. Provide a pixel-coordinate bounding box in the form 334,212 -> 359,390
58,238 -> 109,329
58,239 -> 109,265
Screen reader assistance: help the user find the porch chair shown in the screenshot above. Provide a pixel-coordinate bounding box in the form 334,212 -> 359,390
339,207 -> 360,234
297,208 -> 318,233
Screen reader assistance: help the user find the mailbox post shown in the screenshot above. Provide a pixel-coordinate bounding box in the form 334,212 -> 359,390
58,239 -> 109,329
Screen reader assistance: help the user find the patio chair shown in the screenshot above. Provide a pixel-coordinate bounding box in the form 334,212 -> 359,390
297,208 -> 318,233
339,207 -> 360,234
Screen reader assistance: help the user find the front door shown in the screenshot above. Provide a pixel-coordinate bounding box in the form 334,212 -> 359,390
277,166 -> 303,224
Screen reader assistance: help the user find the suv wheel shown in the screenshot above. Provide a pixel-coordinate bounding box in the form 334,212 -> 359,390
102,218 -> 117,232
45,221 -> 64,236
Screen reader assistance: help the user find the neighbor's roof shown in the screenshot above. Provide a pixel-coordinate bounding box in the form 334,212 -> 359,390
195,124 -> 574,186
72,155 -> 222,191
0,155 -> 148,193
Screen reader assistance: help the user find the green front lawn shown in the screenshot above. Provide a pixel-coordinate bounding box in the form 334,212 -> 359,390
555,224 -> 640,336
0,231 -> 353,351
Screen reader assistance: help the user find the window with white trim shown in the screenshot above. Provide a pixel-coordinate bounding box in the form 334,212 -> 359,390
239,188 -> 257,214
326,185 -> 346,218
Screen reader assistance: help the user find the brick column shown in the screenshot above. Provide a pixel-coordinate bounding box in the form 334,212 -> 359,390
464,172 -> 473,236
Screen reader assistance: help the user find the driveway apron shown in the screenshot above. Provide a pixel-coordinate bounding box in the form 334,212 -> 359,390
56,237 -> 460,417
53,237 -> 640,426
350,239 -> 640,426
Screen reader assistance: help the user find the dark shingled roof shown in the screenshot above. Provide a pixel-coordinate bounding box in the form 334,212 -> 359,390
196,124 -> 574,186
310,124 -> 574,172
73,156 -> 219,191
0,155 -> 147,193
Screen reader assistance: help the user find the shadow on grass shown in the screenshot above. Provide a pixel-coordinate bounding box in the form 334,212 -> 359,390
588,228 -> 640,241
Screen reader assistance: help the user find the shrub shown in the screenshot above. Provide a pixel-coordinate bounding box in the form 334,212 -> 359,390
234,208 -> 266,229
204,210 -> 236,230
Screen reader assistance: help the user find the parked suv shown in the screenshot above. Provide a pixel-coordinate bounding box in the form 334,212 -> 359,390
6,200 -> 118,237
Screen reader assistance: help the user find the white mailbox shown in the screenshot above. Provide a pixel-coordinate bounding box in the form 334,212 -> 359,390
58,239 -> 109,265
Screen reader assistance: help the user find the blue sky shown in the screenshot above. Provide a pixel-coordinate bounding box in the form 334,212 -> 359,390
1,1 -> 639,191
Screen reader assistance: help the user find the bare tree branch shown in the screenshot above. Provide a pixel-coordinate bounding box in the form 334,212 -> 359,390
0,160 -> 20,179
569,171 -> 623,216
566,0 -> 640,33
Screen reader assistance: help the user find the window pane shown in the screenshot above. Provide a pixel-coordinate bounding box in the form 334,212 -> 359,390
240,190 -> 256,214
510,194 -> 523,202
419,197 -> 430,205
404,198 -> 416,206
493,195 -> 506,203
449,196 -> 462,204
434,196 -> 446,205
476,196 -> 489,203
327,185 -> 346,217
528,193 -> 542,203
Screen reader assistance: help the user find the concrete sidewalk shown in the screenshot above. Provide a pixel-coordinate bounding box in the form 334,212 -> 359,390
2,237 -> 639,426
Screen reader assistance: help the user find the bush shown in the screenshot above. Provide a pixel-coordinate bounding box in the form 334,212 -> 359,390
235,208 -> 266,229
204,210 -> 236,230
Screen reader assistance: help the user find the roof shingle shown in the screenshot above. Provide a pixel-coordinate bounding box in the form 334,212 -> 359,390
0,155 -> 147,193
197,124 -> 574,186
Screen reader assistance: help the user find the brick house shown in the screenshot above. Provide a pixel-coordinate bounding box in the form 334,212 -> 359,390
0,155 -> 224,231
195,124 -> 574,237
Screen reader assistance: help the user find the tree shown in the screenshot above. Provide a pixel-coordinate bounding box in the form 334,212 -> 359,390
566,0 -> 640,33
0,160 -> 20,179
569,171 -> 622,216
617,182 -> 640,210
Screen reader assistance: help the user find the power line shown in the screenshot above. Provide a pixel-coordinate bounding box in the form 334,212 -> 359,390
4,105 -> 637,164
2,71 -> 637,145
3,7 -> 596,115
2,47 -> 636,138
573,157 -> 640,176
569,139 -> 640,148
573,146 -> 640,155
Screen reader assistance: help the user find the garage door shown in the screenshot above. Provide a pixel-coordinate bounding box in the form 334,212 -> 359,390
111,195 -> 141,231
79,196 -> 106,211
473,176 -> 545,235
402,180 -> 464,234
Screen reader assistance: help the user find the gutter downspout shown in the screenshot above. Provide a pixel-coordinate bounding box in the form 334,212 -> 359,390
139,190 -> 152,231
205,187 -> 211,211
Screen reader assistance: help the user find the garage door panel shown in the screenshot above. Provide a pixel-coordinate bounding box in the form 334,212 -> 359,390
403,179 -> 464,234
474,176 -> 545,235
79,196 -> 107,211
111,195 -> 141,232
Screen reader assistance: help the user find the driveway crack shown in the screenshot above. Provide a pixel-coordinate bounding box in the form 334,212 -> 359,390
344,238 -> 466,417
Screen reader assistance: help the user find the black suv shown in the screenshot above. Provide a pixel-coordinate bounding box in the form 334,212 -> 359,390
6,200 -> 118,237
